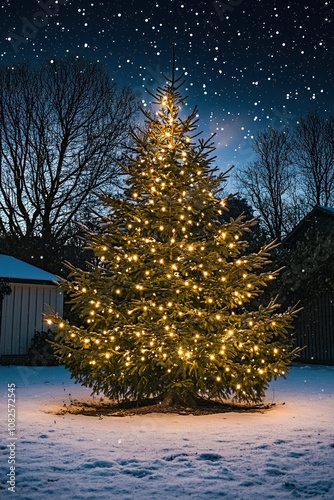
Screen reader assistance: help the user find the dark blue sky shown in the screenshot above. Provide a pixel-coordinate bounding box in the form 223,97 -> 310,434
1,0 -> 333,175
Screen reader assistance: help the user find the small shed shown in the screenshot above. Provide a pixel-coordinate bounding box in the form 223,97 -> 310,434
280,206 -> 334,364
0,255 -> 63,361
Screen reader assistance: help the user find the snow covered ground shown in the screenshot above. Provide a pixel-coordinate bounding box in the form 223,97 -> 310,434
1,364 -> 333,499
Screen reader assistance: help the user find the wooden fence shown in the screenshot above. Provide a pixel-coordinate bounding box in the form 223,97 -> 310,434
293,293 -> 334,365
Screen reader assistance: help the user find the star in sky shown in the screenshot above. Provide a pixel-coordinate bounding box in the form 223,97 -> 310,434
0,0 -> 333,174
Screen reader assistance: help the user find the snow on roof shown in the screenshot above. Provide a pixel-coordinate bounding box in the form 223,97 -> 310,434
318,205 -> 334,216
0,254 -> 59,283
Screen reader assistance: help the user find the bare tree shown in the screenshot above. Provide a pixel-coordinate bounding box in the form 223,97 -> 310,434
235,128 -> 300,241
292,111 -> 334,207
0,58 -> 139,245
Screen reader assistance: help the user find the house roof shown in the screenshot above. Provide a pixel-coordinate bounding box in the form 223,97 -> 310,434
317,206 -> 334,216
0,254 -> 60,284
283,205 -> 334,245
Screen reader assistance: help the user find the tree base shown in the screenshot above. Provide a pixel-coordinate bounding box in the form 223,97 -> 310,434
55,396 -> 274,417
161,392 -> 197,408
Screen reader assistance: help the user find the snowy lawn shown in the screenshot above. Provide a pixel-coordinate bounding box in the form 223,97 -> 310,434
1,364 -> 334,499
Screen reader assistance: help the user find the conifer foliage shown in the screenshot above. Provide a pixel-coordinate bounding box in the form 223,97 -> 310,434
50,69 -> 297,405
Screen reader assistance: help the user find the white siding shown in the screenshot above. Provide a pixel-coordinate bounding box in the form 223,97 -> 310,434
0,283 -> 63,355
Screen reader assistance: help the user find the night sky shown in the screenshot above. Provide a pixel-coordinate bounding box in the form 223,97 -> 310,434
0,0 -> 333,175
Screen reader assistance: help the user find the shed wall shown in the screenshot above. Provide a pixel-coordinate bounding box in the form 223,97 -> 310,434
0,283 -> 63,355
294,293 -> 334,365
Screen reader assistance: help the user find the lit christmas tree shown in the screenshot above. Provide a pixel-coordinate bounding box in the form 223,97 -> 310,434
50,66 -> 297,406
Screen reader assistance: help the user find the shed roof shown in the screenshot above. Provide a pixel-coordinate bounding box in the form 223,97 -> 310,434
317,206 -> 334,216
282,205 -> 334,245
0,254 -> 59,283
